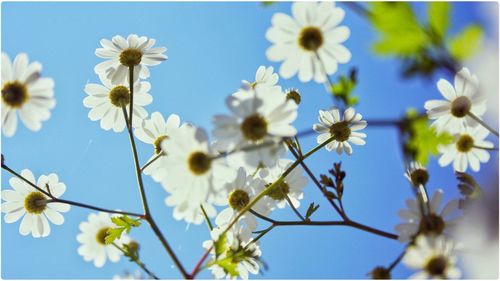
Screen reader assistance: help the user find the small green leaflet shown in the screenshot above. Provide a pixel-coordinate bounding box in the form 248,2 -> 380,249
428,2 -> 451,40
105,215 -> 142,245
305,203 -> 320,220
214,232 -> 228,258
448,25 -> 484,61
330,68 -> 359,107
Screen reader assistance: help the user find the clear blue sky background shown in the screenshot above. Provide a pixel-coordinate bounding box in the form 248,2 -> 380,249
1,1 -> 498,279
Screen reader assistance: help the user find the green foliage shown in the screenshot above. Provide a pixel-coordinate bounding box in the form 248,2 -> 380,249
448,25 -> 484,61
214,258 -> 240,277
369,2 -> 484,78
214,232 -> 228,258
370,2 -> 429,57
261,1 -> 275,7
123,241 -> 140,261
403,109 -> 453,165
331,68 -> 359,107
428,2 -> 451,40
305,203 -> 320,221
105,215 -> 142,245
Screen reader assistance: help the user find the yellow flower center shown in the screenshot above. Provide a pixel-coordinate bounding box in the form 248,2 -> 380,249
298,26 -> 324,51
419,213 -> 445,235
188,151 -> 212,175
450,96 -> 471,118
24,191 -> 47,214
266,181 -> 290,201
109,86 -> 130,107
154,135 -> 168,154
456,134 -> 474,153
425,255 -> 448,277
2,81 -> 28,108
119,49 -> 142,67
96,227 -> 111,245
409,168 -> 429,186
228,189 -> 250,211
241,114 -> 268,141
286,89 -> 301,105
329,121 -> 351,142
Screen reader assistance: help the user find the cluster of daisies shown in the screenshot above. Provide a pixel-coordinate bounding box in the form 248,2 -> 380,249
1,1 -> 496,280
387,67 -> 497,279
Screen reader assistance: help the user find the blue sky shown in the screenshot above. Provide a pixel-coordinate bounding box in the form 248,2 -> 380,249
1,1 -> 498,279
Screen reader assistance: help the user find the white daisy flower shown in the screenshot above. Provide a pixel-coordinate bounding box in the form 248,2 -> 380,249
1,169 -> 70,238
402,235 -> 461,279
161,124 -> 236,224
215,168 -> 273,231
266,2 -> 351,83
438,125 -> 493,172
94,34 -> 167,84
242,65 -> 279,89
83,75 -> 152,132
312,107 -> 367,155
258,158 -> 308,209
213,84 -> 298,170
134,112 -> 181,182
404,162 -> 429,187
77,212 -> 128,268
424,67 -> 486,133
202,222 -> 262,279
1,53 -> 55,137
396,189 -> 460,243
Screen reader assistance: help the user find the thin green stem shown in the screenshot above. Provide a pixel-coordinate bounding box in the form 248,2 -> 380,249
1,163 -> 144,217
121,106 -> 189,279
387,247 -> 407,272
467,112 -> 499,137
285,195 -> 306,221
200,204 -> 214,231
128,66 -> 134,126
112,243 -> 159,280
473,145 -> 498,151
140,153 -> 164,173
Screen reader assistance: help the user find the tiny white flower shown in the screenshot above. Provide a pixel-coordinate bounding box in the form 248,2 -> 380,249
242,66 -> 279,89
1,169 -> 70,238
438,125 -> 493,172
403,235 -> 461,279
94,34 -> 167,84
257,158 -> 308,209
77,212 -> 128,268
113,270 -> 143,280
424,67 -> 486,133
396,189 -> 460,243
266,2 -> 351,83
213,84 -> 298,170
83,75 -> 152,132
202,222 -> 262,279
313,107 -> 367,155
1,53 -> 56,137
134,112 -> 181,182
215,168 -> 273,231
161,124 -> 236,224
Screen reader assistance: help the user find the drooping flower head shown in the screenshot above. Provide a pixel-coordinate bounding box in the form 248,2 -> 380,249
161,124 -> 236,224
1,169 -> 70,238
95,34 -> 167,84
266,2 -> 351,83
134,112 -> 181,182
313,107 -> 367,155
404,162 -> 430,187
1,53 -> 56,137
425,67 -> 486,133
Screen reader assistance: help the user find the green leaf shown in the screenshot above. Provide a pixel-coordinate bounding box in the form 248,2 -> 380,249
305,203 -> 320,220
405,112 -> 454,165
214,232 -> 228,258
105,215 -> 142,245
370,2 -> 429,57
214,258 -> 239,277
448,24 -> 484,61
330,68 -> 359,107
428,2 -> 451,39
261,1 -> 275,7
